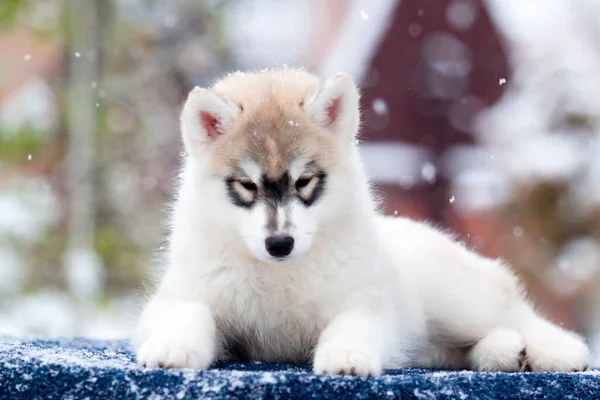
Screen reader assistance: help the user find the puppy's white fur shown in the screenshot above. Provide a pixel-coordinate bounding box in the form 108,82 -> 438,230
134,69 -> 590,376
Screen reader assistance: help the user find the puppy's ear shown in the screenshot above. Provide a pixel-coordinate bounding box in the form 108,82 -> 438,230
180,87 -> 241,152
303,74 -> 360,136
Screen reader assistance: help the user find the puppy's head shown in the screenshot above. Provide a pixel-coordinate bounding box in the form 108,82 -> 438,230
180,69 -> 361,263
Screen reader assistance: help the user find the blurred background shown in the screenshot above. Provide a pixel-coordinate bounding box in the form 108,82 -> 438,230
1,0 -> 599,364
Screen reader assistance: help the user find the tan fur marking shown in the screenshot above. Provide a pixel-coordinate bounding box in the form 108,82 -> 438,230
201,69 -> 341,178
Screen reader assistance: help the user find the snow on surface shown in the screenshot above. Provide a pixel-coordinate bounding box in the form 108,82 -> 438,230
0,337 -> 598,399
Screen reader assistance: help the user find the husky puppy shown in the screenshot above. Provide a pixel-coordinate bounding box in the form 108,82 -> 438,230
134,68 -> 590,376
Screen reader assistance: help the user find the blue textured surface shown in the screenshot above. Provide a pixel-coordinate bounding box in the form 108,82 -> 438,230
0,337 -> 598,399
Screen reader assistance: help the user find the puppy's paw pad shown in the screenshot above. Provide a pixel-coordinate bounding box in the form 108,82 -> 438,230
313,342 -> 381,377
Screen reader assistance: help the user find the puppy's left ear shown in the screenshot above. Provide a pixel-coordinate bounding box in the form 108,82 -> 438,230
180,87 -> 241,154
304,74 -> 360,136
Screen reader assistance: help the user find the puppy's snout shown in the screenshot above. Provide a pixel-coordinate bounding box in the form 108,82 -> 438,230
265,236 -> 294,258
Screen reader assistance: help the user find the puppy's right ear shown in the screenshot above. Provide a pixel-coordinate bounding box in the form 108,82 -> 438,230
180,87 -> 241,152
303,74 -> 360,138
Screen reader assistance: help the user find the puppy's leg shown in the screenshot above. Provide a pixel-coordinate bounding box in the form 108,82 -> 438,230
413,332 -> 526,372
518,310 -> 589,372
313,310 -> 388,377
134,289 -> 217,369
422,251 -> 590,372
381,218 -> 590,371
135,296 -> 216,369
466,311 -> 589,372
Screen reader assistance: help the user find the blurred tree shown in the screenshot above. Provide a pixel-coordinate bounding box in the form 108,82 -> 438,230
0,0 -> 231,336
62,0 -> 104,306
0,0 -> 30,27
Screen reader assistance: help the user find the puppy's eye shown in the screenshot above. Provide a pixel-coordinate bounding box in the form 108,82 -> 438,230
295,176 -> 313,191
239,180 -> 257,192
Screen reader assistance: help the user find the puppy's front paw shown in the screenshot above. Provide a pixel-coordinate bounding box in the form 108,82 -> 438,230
313,341 -> 382,377
136,332 -> 214,369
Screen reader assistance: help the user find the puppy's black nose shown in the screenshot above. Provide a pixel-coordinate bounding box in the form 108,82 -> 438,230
265,236 -> 294,258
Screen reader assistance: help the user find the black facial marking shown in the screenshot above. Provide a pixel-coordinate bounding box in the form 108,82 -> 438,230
225,164 -> 327,213
297,171 -> 327,207
262,172 -> 291,204
262,172 -> 291,231
225,177 -> 255,209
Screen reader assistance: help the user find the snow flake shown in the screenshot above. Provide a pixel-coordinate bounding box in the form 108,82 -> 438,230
421,162 -> 437,183
408,24 -> 422,38
512,226 -> 524,237
372,98 -> 388,115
